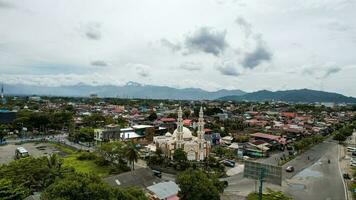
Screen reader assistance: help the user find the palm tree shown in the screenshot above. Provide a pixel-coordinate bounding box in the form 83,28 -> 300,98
125,142 -> 139,172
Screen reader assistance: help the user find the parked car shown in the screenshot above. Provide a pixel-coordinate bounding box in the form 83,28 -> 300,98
286,166 -> 294,172
352,151 -> 356,157
350,162 -> 356,167
223,160 -> 235,167
152,170 -> 162,178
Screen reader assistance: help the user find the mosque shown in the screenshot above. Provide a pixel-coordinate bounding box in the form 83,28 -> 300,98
153,106 -> 210,161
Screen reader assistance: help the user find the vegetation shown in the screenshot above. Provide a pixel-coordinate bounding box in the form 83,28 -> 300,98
247,188 -> 292,200
0,178 -> 30,200
176,169 -> 224,200
125,142 -> 140,171
69,127 -> 94,142
293,134 -> 324,153
95,141 -> 130,174
173,148 -> 189,170
0,153 -> 147,200
41,172 -> 147,200
333,125 -> 353,142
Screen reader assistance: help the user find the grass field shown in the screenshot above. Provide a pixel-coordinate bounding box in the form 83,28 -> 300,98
49,143 -> 111,177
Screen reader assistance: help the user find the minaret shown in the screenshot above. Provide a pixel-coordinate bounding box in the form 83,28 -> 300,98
197,106 -> 205,140
197,106 -> 207,161
1,84 -> 3,99
1,84 -> 4,104
176,106 -> 184,148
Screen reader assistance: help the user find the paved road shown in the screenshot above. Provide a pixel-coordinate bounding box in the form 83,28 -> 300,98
283,140 -> 346,200
222,139 -> 346,200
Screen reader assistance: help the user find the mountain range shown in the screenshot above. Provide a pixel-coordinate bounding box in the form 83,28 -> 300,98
218,89 -> 356,103
3,82 -> 246,100
3,82 -> 356,103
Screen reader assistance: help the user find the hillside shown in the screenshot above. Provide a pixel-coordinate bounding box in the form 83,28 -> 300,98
218,89 -> 356,103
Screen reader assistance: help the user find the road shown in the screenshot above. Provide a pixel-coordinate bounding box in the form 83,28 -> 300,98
222,139 -> 346,200
5,134 -> 93,151
283,140 -> 345,200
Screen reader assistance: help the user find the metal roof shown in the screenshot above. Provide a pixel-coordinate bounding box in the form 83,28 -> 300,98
147,181 -> 179,200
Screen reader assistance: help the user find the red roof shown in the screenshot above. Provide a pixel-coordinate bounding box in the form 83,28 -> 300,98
281,112 -> 296,118
183,119 -> 192,126
161,118 -> 176,122
204,128 -> 212,132
251,132 -> 280,140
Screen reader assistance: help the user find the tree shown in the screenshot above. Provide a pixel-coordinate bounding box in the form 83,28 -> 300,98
41,173 -> 114,200
0,125 -> 7,143
70,127 -> 94,142
96,141 -> 128,172
173,148 -> 187,163
0,157 -> 56,193
0,178 -> 30,200
147,112 -> 157,121
125,142 -> 139,172
333,132 -> 346,142
176,169 -> 220,200
247,188 -> 292,200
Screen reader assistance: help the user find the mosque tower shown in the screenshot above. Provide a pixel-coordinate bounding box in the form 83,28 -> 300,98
1,84 -> 5,104
176,106 -> 184,148
197,107 -> 205,140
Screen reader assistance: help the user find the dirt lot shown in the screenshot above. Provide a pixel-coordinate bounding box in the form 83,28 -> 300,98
0,143 -> 60,165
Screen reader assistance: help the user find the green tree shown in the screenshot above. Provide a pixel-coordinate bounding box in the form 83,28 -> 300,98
0,178 -> 30,200
247,188 -> 292,200
125,142 -> 140,171
0,124 -> 7,142
176,169 -> 220,200
147,112 -> 158,121
41,173 -> 114,200
173,148 -> 187,163
70,127 -> 94,142
333,132 -> 346,142
96,142 -> 129,173
0,157 -> 55,193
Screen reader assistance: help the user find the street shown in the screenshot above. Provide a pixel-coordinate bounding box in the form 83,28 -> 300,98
222,139 -> 346,200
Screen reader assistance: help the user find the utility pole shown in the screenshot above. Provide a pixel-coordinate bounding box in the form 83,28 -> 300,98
258,168 -> 265,200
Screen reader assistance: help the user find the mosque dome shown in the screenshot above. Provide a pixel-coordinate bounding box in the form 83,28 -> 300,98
172,126 -> 193,140
165,132 -> 172,137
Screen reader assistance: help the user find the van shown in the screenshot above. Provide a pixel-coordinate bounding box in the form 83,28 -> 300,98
15,147 -> 29,159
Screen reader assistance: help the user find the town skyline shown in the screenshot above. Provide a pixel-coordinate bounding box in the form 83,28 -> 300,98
1,0 -> 356,96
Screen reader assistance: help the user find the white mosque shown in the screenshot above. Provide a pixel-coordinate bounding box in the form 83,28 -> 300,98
153,106 -> 210,161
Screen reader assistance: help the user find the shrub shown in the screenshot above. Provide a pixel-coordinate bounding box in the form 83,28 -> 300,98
77,151 -> 96,160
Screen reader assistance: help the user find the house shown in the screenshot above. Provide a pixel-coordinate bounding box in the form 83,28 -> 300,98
250,132 -> 287,149
103,168 -> 162,188
221,136 -> 234,145
94,124 -> 121,143
147,181 -> 180,200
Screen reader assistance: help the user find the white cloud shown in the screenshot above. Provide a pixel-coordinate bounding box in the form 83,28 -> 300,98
0,0 -> 355,96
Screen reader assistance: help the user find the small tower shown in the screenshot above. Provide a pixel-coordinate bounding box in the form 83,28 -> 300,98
1,84 -> 5,105
197,107 -> 205,140
176,106 -> 184,148
1,84 -> 3,99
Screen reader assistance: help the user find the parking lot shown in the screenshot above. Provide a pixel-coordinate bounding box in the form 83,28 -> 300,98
0,143 -> 60,165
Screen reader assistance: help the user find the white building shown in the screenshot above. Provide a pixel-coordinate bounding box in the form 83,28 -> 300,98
154,107 -> 210,161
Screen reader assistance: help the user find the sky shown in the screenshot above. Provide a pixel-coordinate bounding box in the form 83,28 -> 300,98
0,0 -> 356,96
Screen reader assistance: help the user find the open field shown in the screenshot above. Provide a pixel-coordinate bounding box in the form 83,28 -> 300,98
0,142 -> 111,177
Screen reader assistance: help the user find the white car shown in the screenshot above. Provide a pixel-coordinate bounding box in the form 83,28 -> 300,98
350,162 -> 356,167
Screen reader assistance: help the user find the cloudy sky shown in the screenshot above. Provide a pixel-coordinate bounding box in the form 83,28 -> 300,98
1,0 -> 356,96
